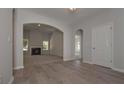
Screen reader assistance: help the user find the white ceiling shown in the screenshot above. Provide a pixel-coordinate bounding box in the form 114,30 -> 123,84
24,8 -> 108,25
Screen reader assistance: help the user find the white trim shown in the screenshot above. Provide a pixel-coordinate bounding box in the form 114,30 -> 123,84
111,23 -> 114,69
14,66 -> 24,70
64,58 -> 75,61
8,76 -> 14,84
112,67 -> 124,73
83,61 -> 93,64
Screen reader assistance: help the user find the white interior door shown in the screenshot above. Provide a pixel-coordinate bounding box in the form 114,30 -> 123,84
92,24 -> 112,68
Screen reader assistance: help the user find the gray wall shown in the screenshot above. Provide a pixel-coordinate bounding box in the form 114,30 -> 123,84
0,9 -> 13,83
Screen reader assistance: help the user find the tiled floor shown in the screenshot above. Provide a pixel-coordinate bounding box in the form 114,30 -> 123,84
13,56 -> 124,84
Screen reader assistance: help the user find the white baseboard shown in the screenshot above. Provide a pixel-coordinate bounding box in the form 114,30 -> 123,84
83,61 -> 124,73
64,58 -> 75,61
112,67 -> 124,73
83,61 -> 93,64
8,76 -> 14,84
14,66 -> 24,70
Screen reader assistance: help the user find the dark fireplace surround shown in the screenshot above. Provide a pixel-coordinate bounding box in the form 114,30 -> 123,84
31,47 -> 41,55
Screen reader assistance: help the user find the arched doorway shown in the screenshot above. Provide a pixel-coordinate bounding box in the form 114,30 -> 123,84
23,23 -> 63,66
14,9 -> 73,70
74,29 -> 83,60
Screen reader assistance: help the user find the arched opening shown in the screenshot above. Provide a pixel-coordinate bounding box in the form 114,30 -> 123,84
74,29 -> 83,60
23,23 -> 63,67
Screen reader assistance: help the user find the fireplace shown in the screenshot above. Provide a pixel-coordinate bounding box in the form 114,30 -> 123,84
31,47 -> 41,55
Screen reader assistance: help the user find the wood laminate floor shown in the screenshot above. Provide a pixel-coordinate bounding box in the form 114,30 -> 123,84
13,56 -> 124,84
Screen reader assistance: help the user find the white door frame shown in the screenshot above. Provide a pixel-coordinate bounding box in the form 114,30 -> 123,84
92,23 -> 113,68
74,29 -> 83,60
